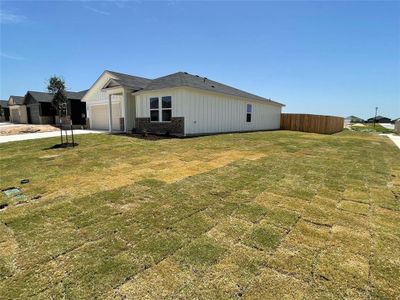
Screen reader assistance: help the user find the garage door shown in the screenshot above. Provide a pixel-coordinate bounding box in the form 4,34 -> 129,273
11,109 -> 20,123
91,105 -> 109,130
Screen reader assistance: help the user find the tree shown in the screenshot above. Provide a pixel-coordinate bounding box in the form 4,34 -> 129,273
47,76 -> 68,122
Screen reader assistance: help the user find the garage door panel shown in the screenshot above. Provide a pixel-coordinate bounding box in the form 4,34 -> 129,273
91,105 -> 108,130
90,103 -> 122,130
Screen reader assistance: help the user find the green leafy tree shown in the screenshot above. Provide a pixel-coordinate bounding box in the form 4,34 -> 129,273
47,76 -> 68,121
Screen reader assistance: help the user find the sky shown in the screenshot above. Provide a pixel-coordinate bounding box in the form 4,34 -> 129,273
1,0 -> 399,119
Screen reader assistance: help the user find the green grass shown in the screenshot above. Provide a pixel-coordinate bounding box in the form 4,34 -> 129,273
0,130 -> 399,299
348,123 -> 395,133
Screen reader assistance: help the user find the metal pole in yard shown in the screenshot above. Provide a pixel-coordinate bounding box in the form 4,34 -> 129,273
374,107 -> 378,128
60,118 -> 63,144
71,125 -> 75,147
65,126 -> 68,144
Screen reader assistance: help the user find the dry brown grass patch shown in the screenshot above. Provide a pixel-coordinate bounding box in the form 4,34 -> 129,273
244,268 -> 310,299
338,200 -> 370,215
42,150 -> 266,200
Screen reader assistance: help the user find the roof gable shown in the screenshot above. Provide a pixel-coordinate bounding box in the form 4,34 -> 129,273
8,96 -> 24,105
83,70 -> 151,101
106,71 -> 151,90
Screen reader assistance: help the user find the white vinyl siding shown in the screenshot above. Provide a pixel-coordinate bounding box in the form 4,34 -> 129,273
135,87 -> 281,136
83,72 -> 126,131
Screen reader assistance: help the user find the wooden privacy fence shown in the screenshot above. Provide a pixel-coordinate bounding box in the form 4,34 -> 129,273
281,113 -> 344,134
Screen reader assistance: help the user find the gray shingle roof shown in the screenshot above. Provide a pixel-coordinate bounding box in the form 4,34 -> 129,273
107,71 -> 152,90
143,72 -> 283,105
27,90 -> 88,103
0,100 -> 8,108
367,115 -> 391,121
103,70 -> 283,106
9,96 -> 25,105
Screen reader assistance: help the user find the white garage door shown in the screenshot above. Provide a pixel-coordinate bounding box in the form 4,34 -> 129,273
91,105 -> 109,130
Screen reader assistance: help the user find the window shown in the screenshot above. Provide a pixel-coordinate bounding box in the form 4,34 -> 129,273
161,96 -> 172,122
246,104 -> 252,122
149,96 -> 172,122
150,97 -> 159,122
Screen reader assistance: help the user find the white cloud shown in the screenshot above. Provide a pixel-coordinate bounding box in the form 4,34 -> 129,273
0,10 -> 27,24
84,6 -> 111,16
0,51 -> 24,60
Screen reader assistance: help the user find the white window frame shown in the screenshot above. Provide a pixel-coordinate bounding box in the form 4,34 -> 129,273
149,96 -> 172,122
246,103 -> 252,123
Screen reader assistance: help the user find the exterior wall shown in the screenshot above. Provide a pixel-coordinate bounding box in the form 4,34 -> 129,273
395,120 -> 400,134
0,107 -> 10,122
40,116 -> 55,124
136,117 -> 184,135
9,106 -> 28,124
135,87 -> 282,136
126,93 -> 136,132
83,73 -> 124,131
27,103 -> 41,124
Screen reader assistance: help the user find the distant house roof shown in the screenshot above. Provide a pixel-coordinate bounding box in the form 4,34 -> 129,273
345,115 -> 364,122
102,70 -> 284,106
8,96 -> 25,105
0,100 -> 8,108
367,115 -> 391,121
26,90 -> 88,103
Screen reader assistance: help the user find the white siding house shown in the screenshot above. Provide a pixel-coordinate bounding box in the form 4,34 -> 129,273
82,71 -> 284,136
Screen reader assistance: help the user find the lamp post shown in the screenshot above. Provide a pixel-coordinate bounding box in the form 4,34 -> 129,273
374,107 -> 378,128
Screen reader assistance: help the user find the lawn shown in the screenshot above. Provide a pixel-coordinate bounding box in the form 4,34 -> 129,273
348,123 -> 395,134
0,130 -> 399,299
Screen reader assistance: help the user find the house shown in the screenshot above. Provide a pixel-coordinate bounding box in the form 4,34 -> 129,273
366,116 -> 392,123
8,96 -> 28,124
82,70 -> 284,136
395,120 -> 400,134
0,100 -> 10,122
345,115 -> 364,124
24,90 -> 87,125
391,118 -> 400,124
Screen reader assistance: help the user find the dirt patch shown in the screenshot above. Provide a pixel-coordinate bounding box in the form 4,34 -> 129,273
0,124 -> 59,136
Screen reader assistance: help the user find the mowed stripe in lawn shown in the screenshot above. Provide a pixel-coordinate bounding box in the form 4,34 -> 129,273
0,130 -> 399,299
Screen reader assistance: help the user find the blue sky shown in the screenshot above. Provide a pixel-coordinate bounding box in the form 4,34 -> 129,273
1,1 -> 399,119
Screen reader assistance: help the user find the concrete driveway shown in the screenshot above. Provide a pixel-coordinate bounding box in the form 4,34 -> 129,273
0,128 -> 105,144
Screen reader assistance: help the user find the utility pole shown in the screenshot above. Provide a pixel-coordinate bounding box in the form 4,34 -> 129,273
374,107 -> 378,128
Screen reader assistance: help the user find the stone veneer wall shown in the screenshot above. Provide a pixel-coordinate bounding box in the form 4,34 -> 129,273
135,117 -> 184,136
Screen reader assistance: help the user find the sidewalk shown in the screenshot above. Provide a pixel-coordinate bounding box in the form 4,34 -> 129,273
381,133 -> 400,150
0,129 -> 105,144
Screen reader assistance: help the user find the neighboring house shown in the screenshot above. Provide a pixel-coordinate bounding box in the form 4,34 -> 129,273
24,90 -> 87,125
0,100 -> 10,122
8,96 -> 28,124
366,116 -> 392,123
395,120 -> 400,134
391,118 -> 400,124
345,115 -> 364,124
82,70 -> 284,136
